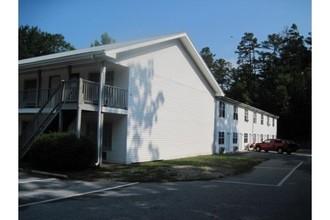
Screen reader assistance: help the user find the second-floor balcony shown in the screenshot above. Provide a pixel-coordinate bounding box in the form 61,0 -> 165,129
19,78 -> 128,110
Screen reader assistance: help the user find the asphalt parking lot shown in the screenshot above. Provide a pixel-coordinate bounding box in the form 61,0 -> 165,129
19,173 -> 138,208
19,150 -> 311,220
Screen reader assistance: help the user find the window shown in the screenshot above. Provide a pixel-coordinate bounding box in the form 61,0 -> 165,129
272,118 -> 275,127
24,79 -> 37,91
261,114 -> 264,125
218,132 -> 225,145
233,132 -> 238,144
253,112 -> 257,123
23,79 -> 37,107
89,71 -> 114,85
244,133 -> 248,143
267,116 -> 270,126
261,134 -> 264,141
233,106 -> 238,120
219,101 -> 225,117
253,134 -> 256,143
70,72 -> 80,80
244,109 -> 249,122
264,139 -> 271,143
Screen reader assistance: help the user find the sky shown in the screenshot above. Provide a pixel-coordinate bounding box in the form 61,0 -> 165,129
18,0 -> 311,65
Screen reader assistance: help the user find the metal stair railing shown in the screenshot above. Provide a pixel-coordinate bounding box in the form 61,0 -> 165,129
19,83 -> 63,159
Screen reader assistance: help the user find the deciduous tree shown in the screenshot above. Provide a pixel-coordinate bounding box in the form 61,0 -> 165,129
19,25 -> 75,60
90,32 -> 116,47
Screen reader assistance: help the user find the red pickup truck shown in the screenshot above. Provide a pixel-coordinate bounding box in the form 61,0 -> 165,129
254,139 -> 299,154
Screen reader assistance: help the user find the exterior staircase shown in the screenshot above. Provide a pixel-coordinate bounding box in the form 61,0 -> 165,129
19,83 -> 63,159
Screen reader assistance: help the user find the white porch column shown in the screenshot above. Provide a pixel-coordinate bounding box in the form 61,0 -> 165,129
76,108 -> 82,138
96,62 -> 106,166
76,78 -> 84,138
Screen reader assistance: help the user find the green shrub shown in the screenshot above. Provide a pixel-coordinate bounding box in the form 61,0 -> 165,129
29,132 -> 96,171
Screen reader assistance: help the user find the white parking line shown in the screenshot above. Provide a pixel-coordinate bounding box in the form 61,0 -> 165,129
277,162 -> 303,186
291,153 -> 312,157
213,161 -> 303,187
213,180 -> 277,187
19,178 -> 56,184
19,182 -> 139,208
255,166 -> 292,170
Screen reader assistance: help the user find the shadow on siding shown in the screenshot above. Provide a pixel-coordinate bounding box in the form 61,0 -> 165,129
127,59 -> 164,163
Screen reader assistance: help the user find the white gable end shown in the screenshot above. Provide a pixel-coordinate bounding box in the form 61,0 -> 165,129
115,39 -> 216,163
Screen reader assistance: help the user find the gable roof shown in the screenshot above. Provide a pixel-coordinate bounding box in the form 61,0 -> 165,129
19,32 -> 224,96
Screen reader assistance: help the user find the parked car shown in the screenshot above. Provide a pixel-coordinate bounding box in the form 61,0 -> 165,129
254,139 -> 299,154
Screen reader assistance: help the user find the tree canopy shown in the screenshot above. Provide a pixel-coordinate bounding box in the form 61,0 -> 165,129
201,24 -> 311,143
19,25 -> 75,60
90,32 -> 116,47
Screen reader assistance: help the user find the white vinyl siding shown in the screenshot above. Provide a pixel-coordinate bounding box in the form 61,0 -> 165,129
118,40 -> 215,163
105,116 -> 128,164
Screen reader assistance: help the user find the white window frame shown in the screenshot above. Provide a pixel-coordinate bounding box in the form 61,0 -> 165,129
219,101 -> 225,118
244,109 -> 249,122
218,132 -> 225,145
244,133 -> 248,143
233,132 -> 238,144
233,106 -> 238,120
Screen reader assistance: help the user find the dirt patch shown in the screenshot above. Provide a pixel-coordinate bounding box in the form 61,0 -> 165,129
20,154 -> 265,182
169,165 -> 224,181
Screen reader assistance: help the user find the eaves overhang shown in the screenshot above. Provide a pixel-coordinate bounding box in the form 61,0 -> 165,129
19,50 -> 109,72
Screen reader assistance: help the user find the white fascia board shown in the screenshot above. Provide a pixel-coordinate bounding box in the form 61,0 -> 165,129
105,33 -> 187,58
104,51 -> 117,59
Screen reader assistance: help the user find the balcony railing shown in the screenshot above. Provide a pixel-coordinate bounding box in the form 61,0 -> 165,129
19,89 -> 56,108
19,79 -> 128,110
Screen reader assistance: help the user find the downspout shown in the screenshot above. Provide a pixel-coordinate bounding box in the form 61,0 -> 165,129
213,98 -> 218,154
95,61 -> 106,167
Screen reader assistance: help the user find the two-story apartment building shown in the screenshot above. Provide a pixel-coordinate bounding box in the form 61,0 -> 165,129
215,96 -> 278,153
19,33 -> 224,165
19,32 -> 278,165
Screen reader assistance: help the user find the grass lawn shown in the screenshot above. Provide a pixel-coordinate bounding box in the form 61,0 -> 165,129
64,154 -> 266,182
